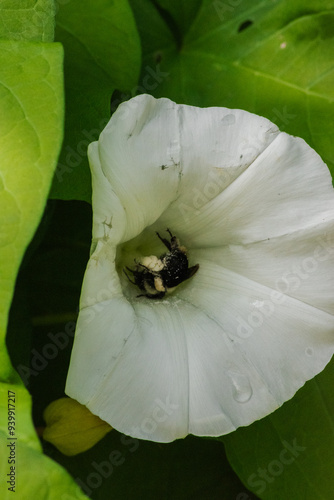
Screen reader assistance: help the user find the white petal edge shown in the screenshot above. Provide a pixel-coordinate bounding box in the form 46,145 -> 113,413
90,95 -> 181,244
191,219 -> 334,315
158,132 -> 334,247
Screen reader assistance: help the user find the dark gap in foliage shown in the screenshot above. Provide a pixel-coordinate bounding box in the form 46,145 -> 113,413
238,20 -> 253,32
6,200 -> 92,428
110,90 -> 132,116
151,0 -> 182,49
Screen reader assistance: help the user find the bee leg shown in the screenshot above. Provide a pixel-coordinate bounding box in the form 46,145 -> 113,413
137,262 -> 150,270
186,264 -> 200,279
156,231 -> 172,251
123,268 -> 136,284
166,228 -> 181,250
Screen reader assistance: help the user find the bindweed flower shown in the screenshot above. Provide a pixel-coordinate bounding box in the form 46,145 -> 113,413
66,94 -> 334,443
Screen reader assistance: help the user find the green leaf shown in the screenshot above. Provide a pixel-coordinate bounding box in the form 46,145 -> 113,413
223,360 -> 334,499
0,4 -> 89,497
0,0 -> 56,42
0,383 -> 87,499
50,0 -> 141,202
0,40 -> 64,379
131,0 -> 334,174
149,0 -> 202,45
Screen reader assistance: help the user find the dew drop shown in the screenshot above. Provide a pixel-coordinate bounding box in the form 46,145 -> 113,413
227,370 -> 253,403
221,114 -> 236,126
305,347 -> 313,356
251,299 -> 264,308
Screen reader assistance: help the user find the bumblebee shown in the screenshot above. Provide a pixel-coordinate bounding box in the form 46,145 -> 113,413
124,229 -> 199,299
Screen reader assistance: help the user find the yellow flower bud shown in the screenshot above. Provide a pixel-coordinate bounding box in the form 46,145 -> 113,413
43,398 -> 112,456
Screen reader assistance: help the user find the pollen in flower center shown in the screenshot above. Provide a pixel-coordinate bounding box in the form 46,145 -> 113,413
140,255 -> 164,272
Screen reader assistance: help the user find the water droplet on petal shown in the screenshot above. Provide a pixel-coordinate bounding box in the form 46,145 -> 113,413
227,370 -> 253,403
251,299 -> 264,308
221,114 -> 236,126
305,347 -> 313,356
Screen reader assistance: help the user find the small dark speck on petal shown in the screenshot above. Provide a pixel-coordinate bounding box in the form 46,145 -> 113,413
160,165 -> 168,170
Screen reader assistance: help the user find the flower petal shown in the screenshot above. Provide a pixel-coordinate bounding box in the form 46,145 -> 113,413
88,141 -> 126,243
66,289 -> 275,441
91,94 -> 181,244
66,297 -> 191,442
160,132 -> 334,247
90,96 -> 281,245
180,259 -> 334,435
152,104 -> 279,238
67,260 -> 334,442
193,219 -> 334,314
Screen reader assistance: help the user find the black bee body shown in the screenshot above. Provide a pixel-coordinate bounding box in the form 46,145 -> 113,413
124,229 -> 199,299
159,249 -> 189,288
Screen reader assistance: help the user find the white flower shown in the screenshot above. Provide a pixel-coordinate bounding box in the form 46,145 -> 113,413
66,94 -> 334,443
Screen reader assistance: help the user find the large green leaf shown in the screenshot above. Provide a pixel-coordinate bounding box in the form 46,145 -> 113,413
131,0 -> 334,174
0,0 -> 56,42
50,0 -> 141,202
223,360 -> 334,499
0,39 -> 64,378
0,2 -> 88,498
